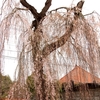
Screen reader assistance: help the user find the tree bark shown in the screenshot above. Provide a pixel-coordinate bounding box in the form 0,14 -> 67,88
33,58 -> 46,100
42,23 -> 74,58
31,30 -> 47,99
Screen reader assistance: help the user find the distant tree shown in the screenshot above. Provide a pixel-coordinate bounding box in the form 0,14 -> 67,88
26,74 -> 36,100
0,73 -> 12,99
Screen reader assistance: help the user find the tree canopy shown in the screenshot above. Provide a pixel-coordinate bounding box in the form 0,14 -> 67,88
0,73 -> 12,99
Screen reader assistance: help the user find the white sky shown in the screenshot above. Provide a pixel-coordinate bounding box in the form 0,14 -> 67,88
0,0 -> 100,80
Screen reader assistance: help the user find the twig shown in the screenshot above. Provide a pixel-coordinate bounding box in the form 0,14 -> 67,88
15,7 -> 29,11
84,11 -> 95,16
49,7 -> 69,13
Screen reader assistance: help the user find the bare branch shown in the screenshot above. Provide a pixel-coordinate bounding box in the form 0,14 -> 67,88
42,23 -> 74,58
20,0 -> 52,30
40,0 -> 52,16
20,0 -> 39,19
77,0 -> 85,9
15,7 -> 29,11
84,11 -> 95,16
49,7 -> 69,13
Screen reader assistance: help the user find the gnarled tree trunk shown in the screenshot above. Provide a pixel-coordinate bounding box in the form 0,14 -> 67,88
19,0 -> 84,100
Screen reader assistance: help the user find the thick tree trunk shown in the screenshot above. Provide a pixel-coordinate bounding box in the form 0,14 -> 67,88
20,0 -> 85,99
33,57 -> 46,100
31,13 -> 77,100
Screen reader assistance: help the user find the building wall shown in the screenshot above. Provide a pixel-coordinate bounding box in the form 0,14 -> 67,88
65,89 -> 100,100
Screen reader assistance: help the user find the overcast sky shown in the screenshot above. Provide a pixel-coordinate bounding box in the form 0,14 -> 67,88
0,0 -> 100,80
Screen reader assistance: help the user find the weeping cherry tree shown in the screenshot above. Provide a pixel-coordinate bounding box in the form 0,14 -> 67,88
0,0 -> 100,100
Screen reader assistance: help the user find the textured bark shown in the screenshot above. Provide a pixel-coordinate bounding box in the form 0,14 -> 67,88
31,31 -> 46,100
33,59 -> 46,100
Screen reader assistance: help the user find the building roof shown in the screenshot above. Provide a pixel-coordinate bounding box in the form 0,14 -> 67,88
59,66 -> 100,84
